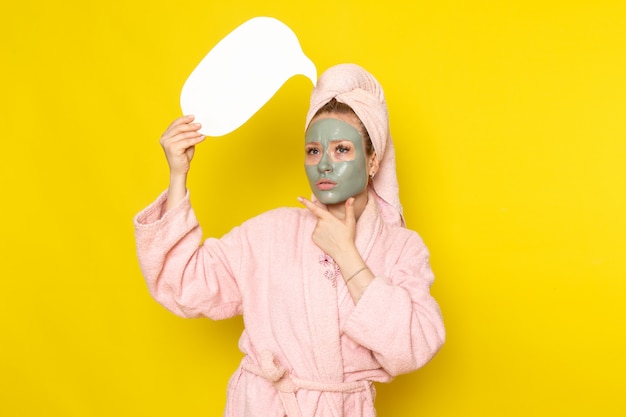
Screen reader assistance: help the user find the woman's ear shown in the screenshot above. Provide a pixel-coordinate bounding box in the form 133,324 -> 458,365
369,154 -> 380,178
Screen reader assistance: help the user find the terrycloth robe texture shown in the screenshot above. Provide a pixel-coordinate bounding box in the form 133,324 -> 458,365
134,190 -> 445,417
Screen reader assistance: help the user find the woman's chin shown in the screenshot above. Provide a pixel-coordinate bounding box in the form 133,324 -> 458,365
312,192 -> 347,206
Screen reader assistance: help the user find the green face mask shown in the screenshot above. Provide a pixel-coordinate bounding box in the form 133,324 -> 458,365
304,118 -> 368,205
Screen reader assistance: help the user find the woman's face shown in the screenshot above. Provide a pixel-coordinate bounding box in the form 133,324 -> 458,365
304,113 -> 371,205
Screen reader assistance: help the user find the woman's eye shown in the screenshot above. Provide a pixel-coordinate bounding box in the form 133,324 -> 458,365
336,145 -> 351,154
306,147 -> 320,155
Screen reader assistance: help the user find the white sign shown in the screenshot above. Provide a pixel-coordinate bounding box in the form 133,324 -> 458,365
180,17 -> 317,136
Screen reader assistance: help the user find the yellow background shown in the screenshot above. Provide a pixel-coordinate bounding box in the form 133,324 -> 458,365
2,0 -> 625,416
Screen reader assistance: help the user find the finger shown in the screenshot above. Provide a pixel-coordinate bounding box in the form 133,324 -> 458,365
344,198 -> 356,226
179,121 -> 202,132
168,123 -> 203,138
161,129 -> 204,146
172,128 -> 204,141
162,134 -> 205,155
298,196 -> 330,218
185,145 -> 196,160
176,114 -> 196,125
165,115 -> 195,131
172,135 -> 206,151
163,116 -> 202,137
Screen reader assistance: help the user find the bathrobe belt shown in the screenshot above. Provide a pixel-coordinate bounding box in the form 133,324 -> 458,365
242,351 -> 371,417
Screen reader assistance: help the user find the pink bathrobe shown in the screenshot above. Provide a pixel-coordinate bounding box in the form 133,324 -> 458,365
134,190 -> 445,417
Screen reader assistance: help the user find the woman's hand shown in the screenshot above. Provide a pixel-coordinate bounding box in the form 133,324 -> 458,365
298,197 -> 357,258
160,115 -> 205,212
160,115 -> 205,177
299,196 -> 374,303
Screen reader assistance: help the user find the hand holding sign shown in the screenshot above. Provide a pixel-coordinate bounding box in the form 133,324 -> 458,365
180,17 -> 317,137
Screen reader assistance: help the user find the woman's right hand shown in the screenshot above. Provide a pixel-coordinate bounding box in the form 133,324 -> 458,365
160,115 -> 205,212
160,115 -> 206,177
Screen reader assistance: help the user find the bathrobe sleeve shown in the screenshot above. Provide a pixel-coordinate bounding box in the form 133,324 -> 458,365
133,191 -> 243,320
342,231 -> 445,376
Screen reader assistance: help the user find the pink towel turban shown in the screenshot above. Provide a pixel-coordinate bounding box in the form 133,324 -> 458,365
305,63 -> 404,227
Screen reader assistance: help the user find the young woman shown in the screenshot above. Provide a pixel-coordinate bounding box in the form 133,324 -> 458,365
134,63 -> 445,417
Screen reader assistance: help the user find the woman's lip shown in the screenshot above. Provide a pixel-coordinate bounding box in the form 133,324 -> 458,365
316,179 -> 337,190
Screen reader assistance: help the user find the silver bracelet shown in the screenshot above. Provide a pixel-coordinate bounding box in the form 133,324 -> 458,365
345,266 -> 368,283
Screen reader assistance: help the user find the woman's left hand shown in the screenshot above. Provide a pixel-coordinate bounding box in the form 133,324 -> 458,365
298,197 -> 357,258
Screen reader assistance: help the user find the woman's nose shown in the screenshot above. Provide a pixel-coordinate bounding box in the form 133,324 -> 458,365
317,152 -> 333,173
